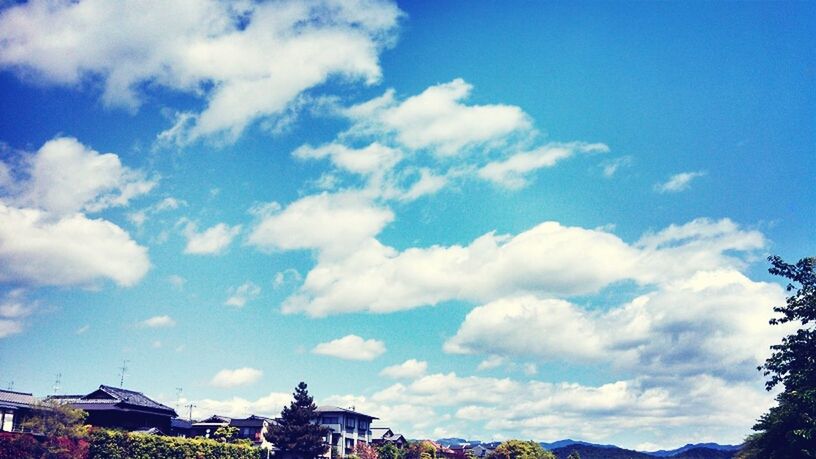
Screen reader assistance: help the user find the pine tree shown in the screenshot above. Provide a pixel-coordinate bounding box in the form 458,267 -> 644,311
265,382 -> 331,459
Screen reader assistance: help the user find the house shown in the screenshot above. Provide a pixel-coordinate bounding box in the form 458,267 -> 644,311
371,427 -> 408,448
315,405 -> 377,458
170,417 -> 193,437
52,384 -> 177,433
0,389 -> 39,433
468,444 -> 493,458
191,414 -> 273,444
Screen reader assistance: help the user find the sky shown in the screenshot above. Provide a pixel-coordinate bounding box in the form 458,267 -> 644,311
0,0 -> 814,452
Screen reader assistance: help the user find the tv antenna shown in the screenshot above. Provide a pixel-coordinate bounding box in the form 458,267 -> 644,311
7,381 -> 13,391
53,373 -> 62,395
175,387 -> 183,410
118,360 -> 130,387
185,403 -> 197,422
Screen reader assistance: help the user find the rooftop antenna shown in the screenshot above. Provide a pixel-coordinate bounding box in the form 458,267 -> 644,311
185,403 -> 197,422
175,387 -> 183,410
53,373 -> 62,395
118,360 -> 130,388
7,381 -> 13,391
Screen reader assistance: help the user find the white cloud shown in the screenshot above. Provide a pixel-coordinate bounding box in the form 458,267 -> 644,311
76,324 -> 90,335
167,274 -> 186,290
273,269 -> 302,288
313,334 -> 386,360
181,220 -> 241,255
294,142 -> 402,175
478,142 -> 609,189
0,0 -> 402,144
602,156 -> 633,178
210,367 -> 263,388
174,391 -> 291,419
0,291 -> 34,338
225,281 -> 261,307
655,171 -> 706,193
139,315 -> 176,328
0,319 -> 23,338
247,192 -> 393,258
3,137 -> 155,215
380,359 -> 428,379
344,79 -> 531,156
477,356 -> 506,371
0,200 -> 150,287
282,218 -> 763,316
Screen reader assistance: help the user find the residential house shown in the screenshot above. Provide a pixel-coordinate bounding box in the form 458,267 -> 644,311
191,414 -> 273,444
468,444 -> 493,458
316,405 -> 377,458
0,389 -> 39,433
371,427 -> 408,448
52,384 -> 177,433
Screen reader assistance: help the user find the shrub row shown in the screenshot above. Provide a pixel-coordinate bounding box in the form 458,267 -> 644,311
87,429 -> 263,459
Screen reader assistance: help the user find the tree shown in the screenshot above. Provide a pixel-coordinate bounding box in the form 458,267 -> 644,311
7,401 -> 91,459
355,442 -> 380,459
487,440 -> 555,459
265,382 -> 331,459
212,425 -> 239,443
566,451 -> 581,459
406,440 -> 436,459
377,442 -> 404,459
740,256 -> 816,458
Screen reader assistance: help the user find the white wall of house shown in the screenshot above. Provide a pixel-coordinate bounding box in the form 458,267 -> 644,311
318,412 -> 373,458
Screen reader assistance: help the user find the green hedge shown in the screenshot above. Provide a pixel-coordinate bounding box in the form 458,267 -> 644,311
88,429 -> 263,459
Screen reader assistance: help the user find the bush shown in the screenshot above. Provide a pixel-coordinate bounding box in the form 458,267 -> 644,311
87,429 -> 262,459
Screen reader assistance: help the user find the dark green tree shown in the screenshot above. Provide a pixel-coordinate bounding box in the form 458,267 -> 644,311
265,382 -> 331,459
377,442 -> 403,459
566,451 -> 581,459
740,256 -> 816,458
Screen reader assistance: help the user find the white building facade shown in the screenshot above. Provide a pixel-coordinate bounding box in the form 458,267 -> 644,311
316,406 -> 377,458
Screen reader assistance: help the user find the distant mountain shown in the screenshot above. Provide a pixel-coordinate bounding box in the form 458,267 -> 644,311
644,443 -> 741,457
552,444 -> 737,459
540,439 -> 618,450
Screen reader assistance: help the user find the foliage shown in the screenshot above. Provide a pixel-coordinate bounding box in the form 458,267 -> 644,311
566,451 -> 581,459
22,401 -> 89,439
406,440 -> 437,459
487,440 -> 555,459
741,256 -> 816,458
355,442 -> 380,459
377,442 -> 404,459
87,428 -> 261,459
264,382 -> 330,459
213,425 -> 239,443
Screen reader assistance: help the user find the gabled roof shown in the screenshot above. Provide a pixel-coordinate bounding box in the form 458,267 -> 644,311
194,414 -> 232,425
0,389 -> 38,409
66,385 -> 176,417
230,414 -> 274,427
316,405 -> 378,420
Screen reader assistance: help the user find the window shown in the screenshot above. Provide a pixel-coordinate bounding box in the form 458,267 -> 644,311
358,421 -> 368,430
322,416 -> 339,424
345,417 -> 355,429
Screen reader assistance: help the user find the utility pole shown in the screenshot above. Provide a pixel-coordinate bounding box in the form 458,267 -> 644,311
185,403 -> 197,422
118,360 -> 129,387
53,373 -> 61,395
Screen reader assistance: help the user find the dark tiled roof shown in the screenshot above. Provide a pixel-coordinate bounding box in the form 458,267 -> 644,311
316,405 -> 378,420
0,389 -> 39,408
67,385 -> 176,416
230,415 -> 273,427
171,418 -> 193,429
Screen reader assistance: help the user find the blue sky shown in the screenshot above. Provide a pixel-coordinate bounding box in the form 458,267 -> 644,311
0,0 -> 814,451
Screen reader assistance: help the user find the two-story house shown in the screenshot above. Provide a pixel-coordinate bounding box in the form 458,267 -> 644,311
316,406 -> 377,457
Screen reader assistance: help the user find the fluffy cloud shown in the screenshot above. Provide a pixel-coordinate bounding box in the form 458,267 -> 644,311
365,372 -> 773,448
210,367 -> 263,388
655,171 -> 706,193
225,281 -> 261,307
0,0 -> 401,143
380,359 -> 428,379
247,192 -> 393,257
0,290 -> 34,338
294,142 -> 402,175
312,334 -> 386,360
181,220 -> 241,255
0,138 -> 151,287
345,79 -> 531,156
478,142 -> 609,189
282,218 -> 763,316
0,201 -> 149,287
445,269 -> 788,380
0,137 -> 156,214
139,315 -> 176,328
